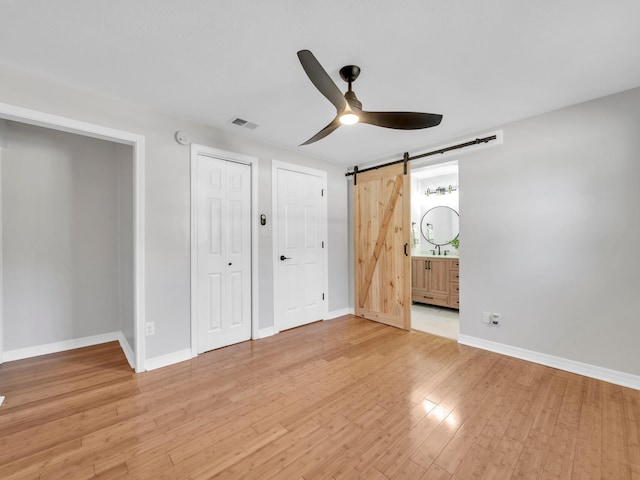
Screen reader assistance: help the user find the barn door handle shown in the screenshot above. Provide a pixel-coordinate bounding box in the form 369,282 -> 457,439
404,243 -> 408,256
280,255 -> 291,261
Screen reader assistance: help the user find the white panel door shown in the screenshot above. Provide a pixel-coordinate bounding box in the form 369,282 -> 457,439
275,168 -> 325,331
197,155 -> 251,353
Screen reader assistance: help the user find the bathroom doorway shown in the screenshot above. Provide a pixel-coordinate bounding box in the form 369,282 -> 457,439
410,161 -> 460,340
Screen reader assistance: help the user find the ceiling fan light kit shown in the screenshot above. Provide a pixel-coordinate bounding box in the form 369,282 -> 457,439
297,50 -> 443,145
339,113 -> 359,125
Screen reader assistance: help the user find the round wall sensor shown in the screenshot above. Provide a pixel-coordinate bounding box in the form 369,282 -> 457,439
175,130 -> 190,145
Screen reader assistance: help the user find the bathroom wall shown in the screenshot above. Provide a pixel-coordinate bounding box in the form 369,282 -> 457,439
411,171 -> 459,255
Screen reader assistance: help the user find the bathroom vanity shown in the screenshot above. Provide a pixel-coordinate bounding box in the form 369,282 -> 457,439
411,255 -> 459,309
412,203 -> 459,309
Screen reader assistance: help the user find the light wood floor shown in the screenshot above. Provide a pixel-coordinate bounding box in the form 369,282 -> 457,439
0,316 -> 638,479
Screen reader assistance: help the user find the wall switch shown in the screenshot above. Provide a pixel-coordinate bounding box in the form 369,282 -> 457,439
145,322 -> 155,336
481,311 -> 491,324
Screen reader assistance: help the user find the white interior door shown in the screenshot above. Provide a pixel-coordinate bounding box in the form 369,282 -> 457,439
196,154 -> 251,353
274,165 -> 326,331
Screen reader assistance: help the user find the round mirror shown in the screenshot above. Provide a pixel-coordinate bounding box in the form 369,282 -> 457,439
420,206 -> 459,246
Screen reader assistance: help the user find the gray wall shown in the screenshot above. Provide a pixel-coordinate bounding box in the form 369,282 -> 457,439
459,87 -> 640,375
0,64 -> 350,359
116,144 -> 135,348
0,119 -> 7,147
1,122 -> 134,350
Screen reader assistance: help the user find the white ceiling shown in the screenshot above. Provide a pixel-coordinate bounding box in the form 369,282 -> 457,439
1,0 -> 639,168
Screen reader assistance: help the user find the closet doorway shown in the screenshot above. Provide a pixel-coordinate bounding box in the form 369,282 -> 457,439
0,102 -> 145,372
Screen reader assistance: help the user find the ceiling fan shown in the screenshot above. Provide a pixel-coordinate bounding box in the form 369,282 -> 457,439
297,49 -> 443,145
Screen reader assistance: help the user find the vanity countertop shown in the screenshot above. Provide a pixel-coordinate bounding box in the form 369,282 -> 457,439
412,253 -> 459,259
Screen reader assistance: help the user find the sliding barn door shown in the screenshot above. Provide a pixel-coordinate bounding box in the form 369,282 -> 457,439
354,163 -> 411,329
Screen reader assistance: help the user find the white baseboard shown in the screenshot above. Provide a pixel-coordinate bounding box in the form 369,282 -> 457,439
116,333 -> 136,370
3,331 -> 124,363
325,308 -> 354,320
458,334 -> 640,391
145,348 -> 192,371
256,326 -> 275,339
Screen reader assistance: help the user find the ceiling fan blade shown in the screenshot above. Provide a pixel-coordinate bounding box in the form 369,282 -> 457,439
300,118 -> 341,145
297,50 -> 346,111
359,111 -> 443,130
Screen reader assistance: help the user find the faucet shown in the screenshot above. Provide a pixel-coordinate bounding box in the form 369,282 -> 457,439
435,245 -> 441,255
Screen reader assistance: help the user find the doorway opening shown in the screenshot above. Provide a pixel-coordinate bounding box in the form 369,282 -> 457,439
0,102 -> 145,372
410,161 -> 460,340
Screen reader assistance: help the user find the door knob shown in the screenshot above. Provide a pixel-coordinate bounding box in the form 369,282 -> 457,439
280,255 -> 291,261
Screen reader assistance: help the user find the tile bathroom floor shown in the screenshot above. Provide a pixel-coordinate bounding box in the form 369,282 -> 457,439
411,303 -> 459,340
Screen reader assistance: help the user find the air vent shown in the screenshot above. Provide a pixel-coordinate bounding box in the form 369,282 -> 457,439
230,117 -> 259,130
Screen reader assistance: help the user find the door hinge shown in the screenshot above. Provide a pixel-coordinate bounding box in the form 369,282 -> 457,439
321,241 -> 325,248
321,188 -> 325,197
322,293 -> 325,300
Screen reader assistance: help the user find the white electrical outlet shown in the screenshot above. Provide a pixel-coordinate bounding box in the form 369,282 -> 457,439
145,322 -> 155,336
491,313 -> 501,326
481,311 -> 491,324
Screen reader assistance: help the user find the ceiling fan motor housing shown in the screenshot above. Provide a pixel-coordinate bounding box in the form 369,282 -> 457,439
339,65 -> 361,83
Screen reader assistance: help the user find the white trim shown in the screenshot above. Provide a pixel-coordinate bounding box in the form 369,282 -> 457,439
116,332 -> 135,370
272,160 -> 329,334
0,102 -> 145,372
145,348 -> 192,371
190,144 -> 259,358
256,327 -> 275,339
325,308 -> 354,320
458,334 -> 640,391
3,332 -> 125,363
0,102 -> 143,144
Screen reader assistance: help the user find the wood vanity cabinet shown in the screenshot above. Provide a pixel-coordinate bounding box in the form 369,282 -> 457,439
449,259 -> 459,308
411,257 -> 459,309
